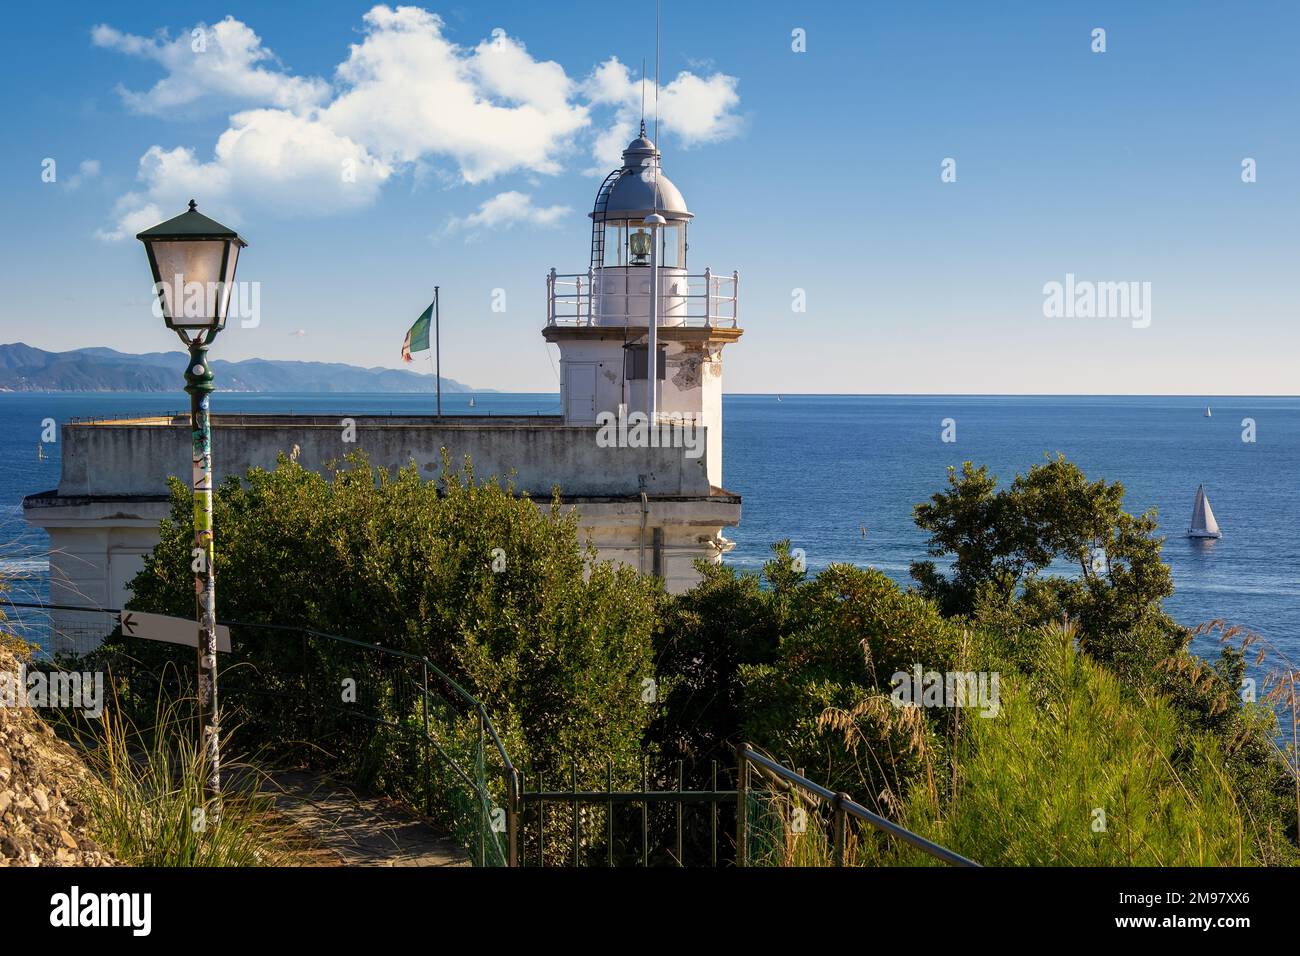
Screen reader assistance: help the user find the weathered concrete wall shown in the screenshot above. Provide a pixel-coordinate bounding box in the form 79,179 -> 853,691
57,415 -> 714,499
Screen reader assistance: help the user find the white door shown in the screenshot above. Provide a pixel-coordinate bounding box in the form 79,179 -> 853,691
565,363 -> 597,424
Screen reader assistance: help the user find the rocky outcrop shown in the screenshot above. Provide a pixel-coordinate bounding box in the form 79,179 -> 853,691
0,643 -> 116,867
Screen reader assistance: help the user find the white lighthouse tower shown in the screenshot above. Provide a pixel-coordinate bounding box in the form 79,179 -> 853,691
542,124 -> 743,587
545,124 -> 741,489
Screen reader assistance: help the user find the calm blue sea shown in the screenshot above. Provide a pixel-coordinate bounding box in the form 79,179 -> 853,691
2,392 -> 1297,665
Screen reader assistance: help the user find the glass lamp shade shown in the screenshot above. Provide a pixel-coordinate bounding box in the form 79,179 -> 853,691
138,201 -> 247,333
628,229 -> 652,264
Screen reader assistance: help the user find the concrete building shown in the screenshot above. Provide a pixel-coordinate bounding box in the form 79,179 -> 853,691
23,130 -> 744,652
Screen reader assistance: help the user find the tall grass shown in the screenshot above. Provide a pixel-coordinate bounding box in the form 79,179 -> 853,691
747,620 -> 1267,866
64,694 -> 298,867
1189,619 -> 1300,843
902,621 -> 1258,865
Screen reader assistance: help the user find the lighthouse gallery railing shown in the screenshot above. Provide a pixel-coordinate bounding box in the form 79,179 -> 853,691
547,267 -> 738,328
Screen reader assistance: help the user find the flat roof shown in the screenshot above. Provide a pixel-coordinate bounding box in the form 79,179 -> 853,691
69,413 -> 567,429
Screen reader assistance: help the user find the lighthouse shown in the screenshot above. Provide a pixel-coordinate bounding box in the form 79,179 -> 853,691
545,124 -> 742,490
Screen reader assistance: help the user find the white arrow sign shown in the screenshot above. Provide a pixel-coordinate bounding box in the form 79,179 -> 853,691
119,611 -> 231,653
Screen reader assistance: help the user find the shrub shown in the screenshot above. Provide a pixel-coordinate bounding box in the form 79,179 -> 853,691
102,452 -> 661,852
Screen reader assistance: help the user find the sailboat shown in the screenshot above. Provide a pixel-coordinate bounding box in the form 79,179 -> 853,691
1186,484 -> 1221,539
1204,406 -> 1212,418
468,396 -> 476,408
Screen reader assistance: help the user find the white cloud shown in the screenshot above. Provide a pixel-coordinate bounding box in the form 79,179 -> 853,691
97,111 -> 390,238
581,57 -> 743,166
64,159 -> 102,191
446,191 -> 570,233
660,72 -> 742,144
321,8 -> 587,183
91,18 -> 329,115
95,193 -> 164,241
94,6 -> 743,239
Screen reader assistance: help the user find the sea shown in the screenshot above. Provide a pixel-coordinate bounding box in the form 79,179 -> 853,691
1,392 -> 1297,667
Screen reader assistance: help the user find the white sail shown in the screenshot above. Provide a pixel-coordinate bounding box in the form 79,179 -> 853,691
1188,484 -> 1222,538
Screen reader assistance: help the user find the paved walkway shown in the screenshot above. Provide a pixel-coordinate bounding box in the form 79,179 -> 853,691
265,769 -> 469,867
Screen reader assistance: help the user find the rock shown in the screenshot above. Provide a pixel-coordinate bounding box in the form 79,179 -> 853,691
0,646 -> 117,867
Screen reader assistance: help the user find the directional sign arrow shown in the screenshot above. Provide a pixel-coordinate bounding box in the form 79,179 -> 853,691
117,610 -> 231,653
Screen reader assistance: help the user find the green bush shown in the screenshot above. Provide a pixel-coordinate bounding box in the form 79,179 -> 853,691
653,543 -> 967,814
740,562 -> 967,804
104,452 -> 661,852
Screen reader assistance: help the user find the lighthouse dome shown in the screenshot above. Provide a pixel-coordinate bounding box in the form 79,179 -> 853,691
595,130 -> 692,222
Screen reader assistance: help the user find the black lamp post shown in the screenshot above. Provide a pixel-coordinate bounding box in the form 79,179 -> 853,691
137,199 -> 247,810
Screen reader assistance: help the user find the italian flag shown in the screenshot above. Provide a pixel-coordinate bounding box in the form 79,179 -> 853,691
401,302 -> 433,363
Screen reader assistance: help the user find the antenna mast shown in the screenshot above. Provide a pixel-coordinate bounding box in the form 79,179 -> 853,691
654,0 -> 661,145
645,0 -> 664,426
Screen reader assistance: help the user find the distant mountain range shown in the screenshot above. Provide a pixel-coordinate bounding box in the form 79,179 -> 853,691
0,344 -> 484,393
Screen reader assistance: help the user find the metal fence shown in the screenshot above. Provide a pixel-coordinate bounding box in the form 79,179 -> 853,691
1,606 -> 116,660
502,744 -> 977,868
736,744 -> 979,867
511,757 -> 735,867
547,267 -> 739,328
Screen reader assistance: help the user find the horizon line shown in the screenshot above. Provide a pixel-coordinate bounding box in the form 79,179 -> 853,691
2,390 -> 1298,400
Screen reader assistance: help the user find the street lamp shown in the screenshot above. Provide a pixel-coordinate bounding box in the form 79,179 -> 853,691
137,199 -> 247,811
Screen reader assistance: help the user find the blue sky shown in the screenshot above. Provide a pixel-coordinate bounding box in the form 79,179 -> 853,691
1,1 -> 1296,393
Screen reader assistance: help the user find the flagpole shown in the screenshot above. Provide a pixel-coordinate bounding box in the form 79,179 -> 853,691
434,285 -> 441,418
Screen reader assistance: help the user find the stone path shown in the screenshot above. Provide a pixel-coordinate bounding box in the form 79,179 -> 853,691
264,769 -> 469,867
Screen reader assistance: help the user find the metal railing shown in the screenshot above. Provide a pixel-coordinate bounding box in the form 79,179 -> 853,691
1,605 -> 117,660
511,757 -> 735,867
502,744 -> 976,867
547,267 -> 738,328
737,744 -> 980,867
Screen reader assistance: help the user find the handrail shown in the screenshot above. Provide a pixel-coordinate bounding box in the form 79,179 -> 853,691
547,268 -> 738,328
738,744 -> 979,867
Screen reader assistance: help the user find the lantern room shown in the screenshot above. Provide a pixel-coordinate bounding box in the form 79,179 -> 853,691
595,126 -> 691,275
546,124 -> 737,331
